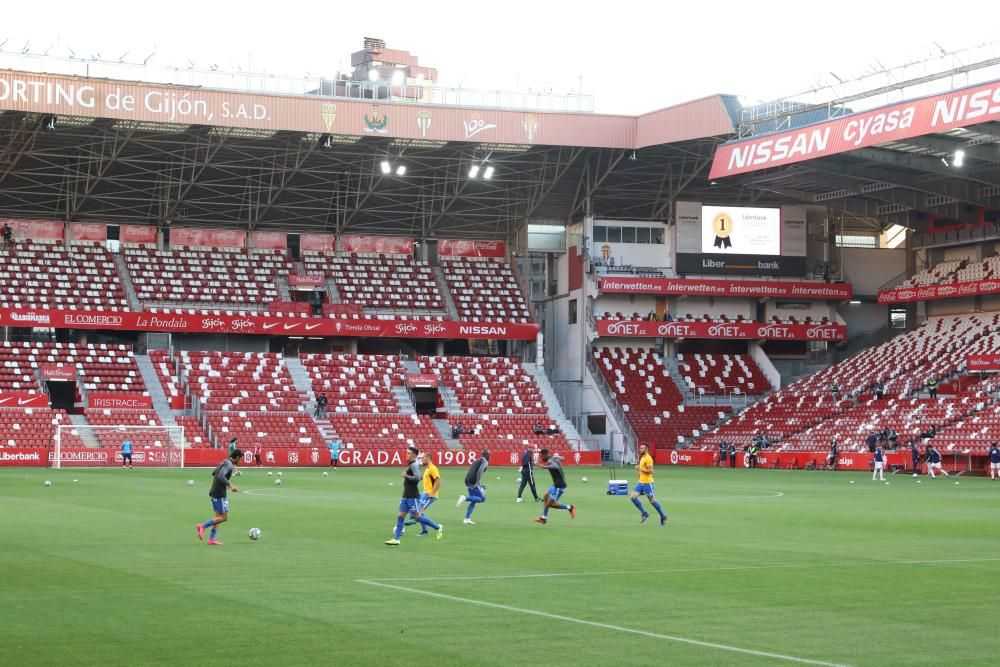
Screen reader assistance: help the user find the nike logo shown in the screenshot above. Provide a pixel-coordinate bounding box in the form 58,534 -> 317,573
19,397 -> 38,406
304,323 -> 322,331
262,322 -> 281,330
283,323 -> 300,331
0,396 -> 13,405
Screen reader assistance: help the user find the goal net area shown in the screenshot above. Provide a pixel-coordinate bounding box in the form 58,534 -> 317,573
52,425 -> 186,468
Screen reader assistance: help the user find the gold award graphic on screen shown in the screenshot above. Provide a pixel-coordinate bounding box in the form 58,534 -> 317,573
712,211 -> 734,250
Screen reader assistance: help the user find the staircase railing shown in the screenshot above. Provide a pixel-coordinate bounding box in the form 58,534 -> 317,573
585,352 -> 638,452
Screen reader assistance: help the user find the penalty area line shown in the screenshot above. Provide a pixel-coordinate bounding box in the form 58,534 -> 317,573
356,579 -> 848,667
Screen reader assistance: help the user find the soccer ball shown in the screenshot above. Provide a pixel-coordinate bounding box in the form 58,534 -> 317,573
248,527 -> 262,540
275,478 -> 282,486
187,480 -> 194,486
581,477 -> 588,483
235,470 -> 242,477
277,472 -> 282,477
43,480 -> 52,487
267,471 -> 273,476
322,471 -> 329,477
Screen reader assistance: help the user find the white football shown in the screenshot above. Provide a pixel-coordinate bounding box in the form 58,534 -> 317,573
248,527 -> 262,540
267,471 -> 273,476
277,472 -> 282,477
275,478 -> 282,486
187,480 -> 194,486
322,471 -> 329,477
235,470 -> 242,477
581,477 -> 589,483
43,480 -> 52,487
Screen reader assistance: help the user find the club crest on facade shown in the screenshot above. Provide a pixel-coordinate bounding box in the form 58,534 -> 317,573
416,109 -> 432,137
364,104 -> 389,133
522,114 -> 538,143
321,103 -> 337,131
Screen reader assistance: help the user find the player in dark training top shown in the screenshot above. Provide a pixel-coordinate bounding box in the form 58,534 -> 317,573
386,446 -> 442,545
196,448 -> 242,546
533,449 -> 575,525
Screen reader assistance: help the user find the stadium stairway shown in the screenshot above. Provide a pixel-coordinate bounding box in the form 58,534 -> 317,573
325,277 -> 342,304
275,275 -> 292,302
135,354 -> 178,427
431,419 -> 464,450
69,414 -> 101,448
283,357 -> 316,404
432,266 -> 462,321
113,253 -> 143,311
522,362 -> 583,444
391,385 -> 417,413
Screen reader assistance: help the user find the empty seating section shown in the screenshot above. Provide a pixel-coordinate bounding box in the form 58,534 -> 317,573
0,342 -> 146,394
696,313 -> 1000,452
149,349 -> 182,401
418,356 -> 545,415
175,415 -> 210,448
303,252 -> 444,312
450,415 -> 568,451
176,351 -> 302,412
82,409 -> 169,449
0,408 -> 74,447
954,254 -> 1000,282
124,246 -> 290,306
204,411 -> 323,449
0,242 -> 128,309
302,354 -> 403,412
441,259 -> 532,322
898,259 -> 965,288
594,347 -> 726,449
329,413 -> 446,450
680,354 -> 771,396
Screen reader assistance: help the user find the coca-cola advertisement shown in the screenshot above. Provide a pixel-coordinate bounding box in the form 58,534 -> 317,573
88,393 -> 153,409
0,392 -> 49,408
68,223 -> 107,242
597,319 -> 846,341
0,218 -> 65,242
250,231 -> 288,250
171,227 -> 246,249
300,233 -> 336,252
438,239 -> 506,258
339,235 -> 413,255
120,224 -> 158,245
599,276 -> 853,300
878,278 -> 1000,304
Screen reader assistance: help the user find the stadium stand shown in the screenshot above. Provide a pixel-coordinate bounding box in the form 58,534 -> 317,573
897,259 -> 966,288
0,342 -> 147,394
301,353 -> 403,413
327,413 -> 446,451
679,353 -> 772,396
302,252 -> 445,313
0,408 -> 76,448
449,414 -> 568,451
123,246 -> 291,307
418,355 -> 545,415
0,241 -> 129,310
440,259 -> 532,322
594,347 -> 728,449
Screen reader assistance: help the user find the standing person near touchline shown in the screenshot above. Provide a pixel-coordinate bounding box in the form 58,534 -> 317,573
456,449 -> 490,524
629,443 -> 667,525
121,437 -> 133,469
517,446 -> 540,503
872,444 -> 886,482
196,448 -> 242,546
989,442 -> 1000,481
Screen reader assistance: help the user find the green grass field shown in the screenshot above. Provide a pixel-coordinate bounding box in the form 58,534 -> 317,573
2,465 -> 998,666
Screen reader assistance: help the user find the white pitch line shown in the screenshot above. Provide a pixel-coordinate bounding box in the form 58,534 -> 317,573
366,556 -> 1000,583
357,579 -> 848,667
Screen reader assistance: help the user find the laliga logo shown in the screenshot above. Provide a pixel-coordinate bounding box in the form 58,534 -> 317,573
422,323 -> 447,335
670,450 -> 679,465
231,319 -> 255,332
201,318 -> 226,331
395,323 -> 418,335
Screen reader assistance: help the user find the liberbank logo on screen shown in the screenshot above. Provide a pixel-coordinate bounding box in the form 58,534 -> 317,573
700,206 -> 780,255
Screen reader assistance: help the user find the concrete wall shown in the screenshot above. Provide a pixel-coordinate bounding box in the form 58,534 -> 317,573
836,303 -> 888,337
840,247 -> 906,294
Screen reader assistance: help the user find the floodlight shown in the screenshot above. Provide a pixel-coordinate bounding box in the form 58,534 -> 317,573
395,165 -> 406,176
380,160 -> 392,174
483,165 -> 495,179
468,165 -> 480,179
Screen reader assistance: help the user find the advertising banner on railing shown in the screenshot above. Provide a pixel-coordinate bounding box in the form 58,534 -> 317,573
0,307 -> 540,340
38,364 -> 76,381
250,231 -> 287,250
287,274 -> 326,288
0,392 -> 49,408
120,224 -> 158,245
300,233 -> 336,252
599,276 -> 853,300
405,374 -> 439,388
438,239 -> 506,258
339,235 -> 413,255
88,393 -> 153,409
596,319 -> 846,341
877,278 -> 1000,304
967,354 -> 1000,372
0,446 -> 600,468
68,223 -> 107,242
171,227 -> 246,249
0,218 -> 64,242
657,449 -> 910,471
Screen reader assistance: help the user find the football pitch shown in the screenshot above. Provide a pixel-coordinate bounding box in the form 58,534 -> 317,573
2,465 -> 998,666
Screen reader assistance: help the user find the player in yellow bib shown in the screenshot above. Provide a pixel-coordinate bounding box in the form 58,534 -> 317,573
630,443 -> 668,525
417,454 -> 441,536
